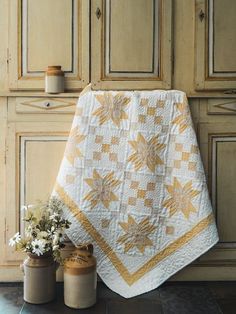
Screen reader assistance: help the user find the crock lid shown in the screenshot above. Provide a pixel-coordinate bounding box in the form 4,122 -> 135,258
45,65 -> 64,76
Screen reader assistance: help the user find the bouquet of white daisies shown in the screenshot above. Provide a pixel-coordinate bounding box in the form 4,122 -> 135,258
9,197 -> 71,263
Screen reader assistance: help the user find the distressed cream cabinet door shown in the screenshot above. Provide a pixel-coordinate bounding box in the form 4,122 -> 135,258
198,119 -> 236,268
5,97 -> 75,263
91,0 -> 172,90
9,0 -> 89,91
0,98 -> 7,269
195,0 -> 236,91
172,98 -> 236,281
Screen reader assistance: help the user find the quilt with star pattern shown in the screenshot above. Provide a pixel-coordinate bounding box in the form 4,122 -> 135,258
53,85 -> 219,298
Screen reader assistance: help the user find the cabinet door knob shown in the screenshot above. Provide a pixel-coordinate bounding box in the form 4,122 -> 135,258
199,10 -> 205,22
96,7 -> 101,19
45,102 -> 50,107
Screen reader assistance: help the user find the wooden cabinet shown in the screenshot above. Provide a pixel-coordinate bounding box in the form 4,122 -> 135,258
8,0 -> 172,92
8,0 -> 90,91
91,0 -> 172,90
195,0 -> 236,91
5,0 -> 236,93
3,98 -> 75,267
1,0 -> 236,282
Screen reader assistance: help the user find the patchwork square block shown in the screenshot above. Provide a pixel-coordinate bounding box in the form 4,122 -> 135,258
121,172 -> 165,216
85,126 -> 128,170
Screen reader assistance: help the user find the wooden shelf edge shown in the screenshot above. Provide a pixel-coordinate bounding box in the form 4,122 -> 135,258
0,91 -> 235,99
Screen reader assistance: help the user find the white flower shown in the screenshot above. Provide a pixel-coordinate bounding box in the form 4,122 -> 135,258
46,229 -> 53,237
53,229 -> 64,244
32,239 -> 45,256
38,231 -> 48,239
26,227 -> 39,239
9,232 -> 21,246
53,245 -> 59,251
25,225 -> 34,237
49,213 -> 59,221
47,225 -> 57,237
52,234 -> 59,245
56,228 -> 64,236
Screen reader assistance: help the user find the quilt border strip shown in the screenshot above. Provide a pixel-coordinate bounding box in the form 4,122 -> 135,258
55,183 -> 214,286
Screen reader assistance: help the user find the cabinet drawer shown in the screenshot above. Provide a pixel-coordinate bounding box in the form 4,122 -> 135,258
15,97 -> 77,114
207,99 -> 236,115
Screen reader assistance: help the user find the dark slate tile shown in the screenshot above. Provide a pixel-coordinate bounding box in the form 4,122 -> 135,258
159,285 -> 223,314
98,281 -> 161,301
139,287 -> 161,300
20,283 -> 106,314
21,299 -> 106,314
216,298 -> 236,314
207,281 -> 236,300
107,298 -> 163,314
98,282 -> 123,301
0,282 -> 23,287
0,286 -> 24,314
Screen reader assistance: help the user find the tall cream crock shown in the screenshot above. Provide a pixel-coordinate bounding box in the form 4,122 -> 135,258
22,253 -> 56,304
64,244 -> 97,309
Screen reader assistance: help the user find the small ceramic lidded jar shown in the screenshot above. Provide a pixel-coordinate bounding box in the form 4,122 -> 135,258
45,65 -> 64,94
64,244 -> 97,309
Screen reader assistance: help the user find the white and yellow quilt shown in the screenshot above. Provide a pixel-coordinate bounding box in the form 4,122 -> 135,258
53,85 -> 219,298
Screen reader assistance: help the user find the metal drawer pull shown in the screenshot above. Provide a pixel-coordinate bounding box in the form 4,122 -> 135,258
45,102 -> 50,107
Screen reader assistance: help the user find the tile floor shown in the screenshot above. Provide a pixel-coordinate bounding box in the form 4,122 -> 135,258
0,281 -> 235,314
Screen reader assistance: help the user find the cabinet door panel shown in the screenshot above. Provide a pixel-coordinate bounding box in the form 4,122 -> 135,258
216,141 -> 236,242
21,137 -> 66,206
26,0 -> 72,72
9,0 -> 89,91
198,122 -> 236,264
5,122 -> 69,262
195,0 -> 236,90
91,0 -> 172,90
0,99 -> 7,265
213,1 -> 236,73
108,0 -> 156,74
